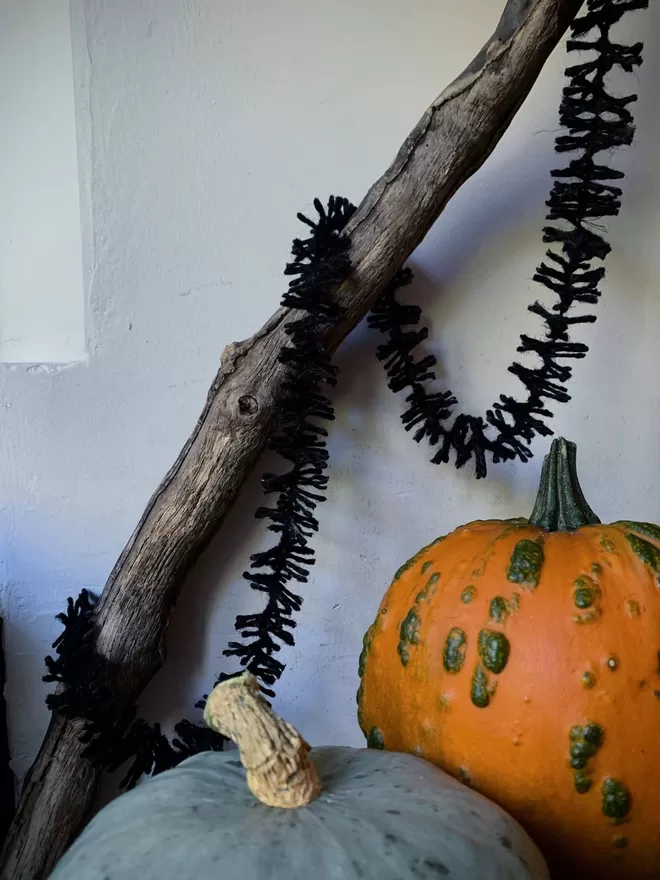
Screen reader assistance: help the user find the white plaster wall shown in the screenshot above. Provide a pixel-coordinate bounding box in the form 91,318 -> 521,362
2,0 -> 660,796
0,0 -> 86,363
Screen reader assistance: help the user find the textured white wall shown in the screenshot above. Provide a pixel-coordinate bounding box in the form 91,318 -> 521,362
2,0 -> 660,799
0,0 -> 86,363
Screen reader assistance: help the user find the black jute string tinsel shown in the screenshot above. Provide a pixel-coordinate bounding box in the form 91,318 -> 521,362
42,0 -> 647,787
223,196 -> 355,695
42,197 -> 355,787
43,589 -> 225,788
369,0 -> 647,478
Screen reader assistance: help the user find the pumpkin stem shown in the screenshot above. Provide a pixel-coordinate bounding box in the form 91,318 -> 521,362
203,672 -> 323,808
529,438 -> 601,532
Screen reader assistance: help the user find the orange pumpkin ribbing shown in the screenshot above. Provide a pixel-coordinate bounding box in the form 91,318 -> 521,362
358,518 -> 660,878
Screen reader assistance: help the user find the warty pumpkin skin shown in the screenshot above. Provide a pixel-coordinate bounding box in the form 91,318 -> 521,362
49,674 -> 549,880
357,439 -> 660,878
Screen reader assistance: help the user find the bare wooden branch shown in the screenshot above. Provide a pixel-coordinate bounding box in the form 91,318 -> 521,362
0,1 -> 584,876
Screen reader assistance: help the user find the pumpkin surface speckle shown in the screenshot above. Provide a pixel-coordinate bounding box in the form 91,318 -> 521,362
49,749 -> 548,880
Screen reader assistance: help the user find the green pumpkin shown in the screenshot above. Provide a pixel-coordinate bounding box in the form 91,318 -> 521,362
50,674 -> 549,880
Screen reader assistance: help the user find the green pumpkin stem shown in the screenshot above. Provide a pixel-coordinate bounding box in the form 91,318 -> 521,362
529,438 -> 600,532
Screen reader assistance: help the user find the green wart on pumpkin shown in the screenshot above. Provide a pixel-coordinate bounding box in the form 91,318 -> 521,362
618,521 -> 660,544
507,540 -> 544,588
602,778 -> 631,822
416,572 -> 440,603
573,576 -> 599,609
397,608 -> 421,666
470,664 -> 494,709
568,723 -> 604,794
625,533 -> 660,578
489,596 -> 509,623
396,572 -> 443,667
366,726 -> 385,750
443,628 -> 467,674
477,629 -> 510,674
358,622 -> 378,678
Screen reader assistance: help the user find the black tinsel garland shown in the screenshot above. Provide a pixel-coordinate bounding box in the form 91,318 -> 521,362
42,196 -> 355,786
369,0 -> 648,478
223,196 -> 355,695
42,589 -> 224,788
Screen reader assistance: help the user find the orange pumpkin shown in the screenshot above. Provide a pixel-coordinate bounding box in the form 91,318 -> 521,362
357,438 -> 660,879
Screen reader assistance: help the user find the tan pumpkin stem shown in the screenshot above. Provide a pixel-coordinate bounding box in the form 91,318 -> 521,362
203,672 -> 323,808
